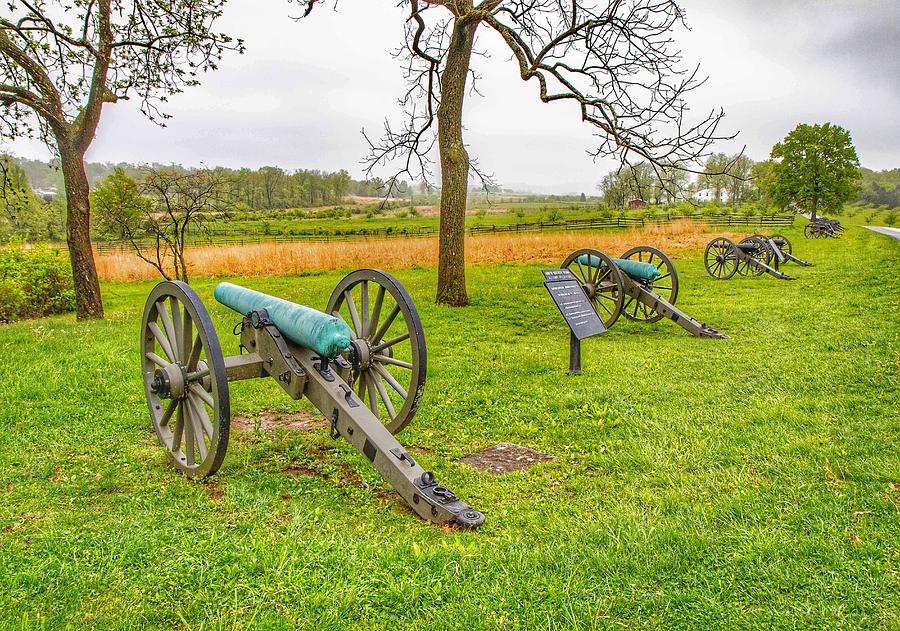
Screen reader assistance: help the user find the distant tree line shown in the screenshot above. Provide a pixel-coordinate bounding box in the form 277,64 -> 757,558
2,154 -> 414,217
0,157 -> 66,241
857,168 -> 900,208
598,154 -> 755,208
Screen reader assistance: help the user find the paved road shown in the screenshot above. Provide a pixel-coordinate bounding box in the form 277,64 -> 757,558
864,226 -> 900,241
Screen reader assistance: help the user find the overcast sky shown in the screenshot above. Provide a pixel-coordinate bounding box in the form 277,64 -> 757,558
5,0 -> 899,194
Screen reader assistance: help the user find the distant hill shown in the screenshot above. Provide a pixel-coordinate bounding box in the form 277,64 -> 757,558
858,167 -> 900,208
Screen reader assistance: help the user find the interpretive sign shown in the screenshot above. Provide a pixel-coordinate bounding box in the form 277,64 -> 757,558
542,269 -> 605,375
542,269 -> 605,339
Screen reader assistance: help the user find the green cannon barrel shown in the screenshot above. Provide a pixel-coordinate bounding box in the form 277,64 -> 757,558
214,282 -> 353,358
576,254 -> 661,281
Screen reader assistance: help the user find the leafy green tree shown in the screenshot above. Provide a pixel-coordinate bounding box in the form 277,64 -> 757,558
725,154 -> 754,207
768,123 -> 861,220
0,156 -> 65,240
699,153 -> 731,203
1,1 -> 243,318
93,168 -> 229,282
598,171 -> 628,208
750,160 -> 776,206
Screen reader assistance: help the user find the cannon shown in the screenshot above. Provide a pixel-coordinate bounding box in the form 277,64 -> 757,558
704,236 -> 797,280
140,270 -> 484,529
805,217 -> 844,239
748,233 -> 813,267
561,246 -> 726,339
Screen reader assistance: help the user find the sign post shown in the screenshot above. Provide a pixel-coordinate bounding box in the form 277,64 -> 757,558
542,269 -> 606,375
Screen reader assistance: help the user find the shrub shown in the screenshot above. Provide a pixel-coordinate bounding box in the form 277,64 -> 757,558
0,244 -> 76,323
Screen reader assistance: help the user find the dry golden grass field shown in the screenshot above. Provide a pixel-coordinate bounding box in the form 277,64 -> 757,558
95,220 -> 730,281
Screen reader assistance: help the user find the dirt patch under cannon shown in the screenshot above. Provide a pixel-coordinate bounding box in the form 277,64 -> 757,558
231,410 -> 327,433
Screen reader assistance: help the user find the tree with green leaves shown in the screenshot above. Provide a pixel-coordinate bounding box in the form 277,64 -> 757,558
768,123 -> 861,220
724,154 -> 753,207
698,153 -> 730,204
93,167 -> 230,283
1,1 -> 243,318
0,155 -> 65,240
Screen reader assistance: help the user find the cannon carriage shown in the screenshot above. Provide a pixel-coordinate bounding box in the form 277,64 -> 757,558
747,233 -> 814,267
805,217 -> 844,239
140,270 -> 484,529
561,246 -> 726,339
704,236 -> 798,281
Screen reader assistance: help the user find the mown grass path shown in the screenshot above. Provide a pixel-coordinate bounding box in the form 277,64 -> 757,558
0,226 -> 898,629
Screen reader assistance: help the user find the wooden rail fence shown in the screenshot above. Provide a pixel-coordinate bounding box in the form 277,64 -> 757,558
88,213 -> 796,254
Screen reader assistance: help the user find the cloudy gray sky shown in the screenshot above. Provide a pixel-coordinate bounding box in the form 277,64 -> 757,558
6,0 -> 899,193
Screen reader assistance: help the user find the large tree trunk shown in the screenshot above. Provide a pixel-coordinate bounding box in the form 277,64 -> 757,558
435,18 -> 478,307
59,143 -> 104,319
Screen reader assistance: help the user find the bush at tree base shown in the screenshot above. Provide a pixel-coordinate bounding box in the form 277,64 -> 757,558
0,244 -> 76,323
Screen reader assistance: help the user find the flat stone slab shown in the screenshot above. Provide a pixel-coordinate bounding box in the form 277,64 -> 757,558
458,442 -> 556,474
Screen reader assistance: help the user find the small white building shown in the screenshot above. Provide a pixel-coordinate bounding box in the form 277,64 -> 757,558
33,187 -> 58,202
691,188 -> 729,203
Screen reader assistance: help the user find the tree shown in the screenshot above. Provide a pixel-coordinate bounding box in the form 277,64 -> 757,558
768,123 -> 861,220
299,0 -> 730,306
699,153 -> 730,203
93,168 -> 230,282
724,153 -> 753,207
750,160 -> 776,205
657,164 -> 690,205
0,155 -> 66,240
599,162 -> 687,207
0,155 -> 32,220
259,166 -> 285,209
1,1 -> 243,318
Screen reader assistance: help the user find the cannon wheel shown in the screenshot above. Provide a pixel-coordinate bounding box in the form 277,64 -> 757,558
141,281 -> 230,478
327,269 -> 426,435
704,237 -> 739,280
803,224 -> 819,239
562,248 -> 625,330
769,233 -> 792,256
737,236 -> 771,276
619,246 -> 679,323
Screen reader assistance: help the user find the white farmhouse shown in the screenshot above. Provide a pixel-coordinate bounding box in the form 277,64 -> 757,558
691,188 -> 730,203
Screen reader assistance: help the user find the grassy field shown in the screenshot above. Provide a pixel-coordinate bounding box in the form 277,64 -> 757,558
1,225 -> 898,628
93,221 -> 726,281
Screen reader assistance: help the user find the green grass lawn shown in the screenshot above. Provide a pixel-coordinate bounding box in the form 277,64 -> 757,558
1,226 -> 898,629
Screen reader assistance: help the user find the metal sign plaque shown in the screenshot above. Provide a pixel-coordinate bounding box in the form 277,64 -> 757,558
542,269 -> 606,339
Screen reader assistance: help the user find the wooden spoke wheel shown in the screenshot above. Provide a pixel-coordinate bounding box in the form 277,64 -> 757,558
141,281 -> 230,478
619,246 -> 679,323
704,237 -> 739,280
769,233 -> 792,256
737,236 -> 771,276
562,248 -> 625,330
327,269 -> 426,435
804,224 -> 822,239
